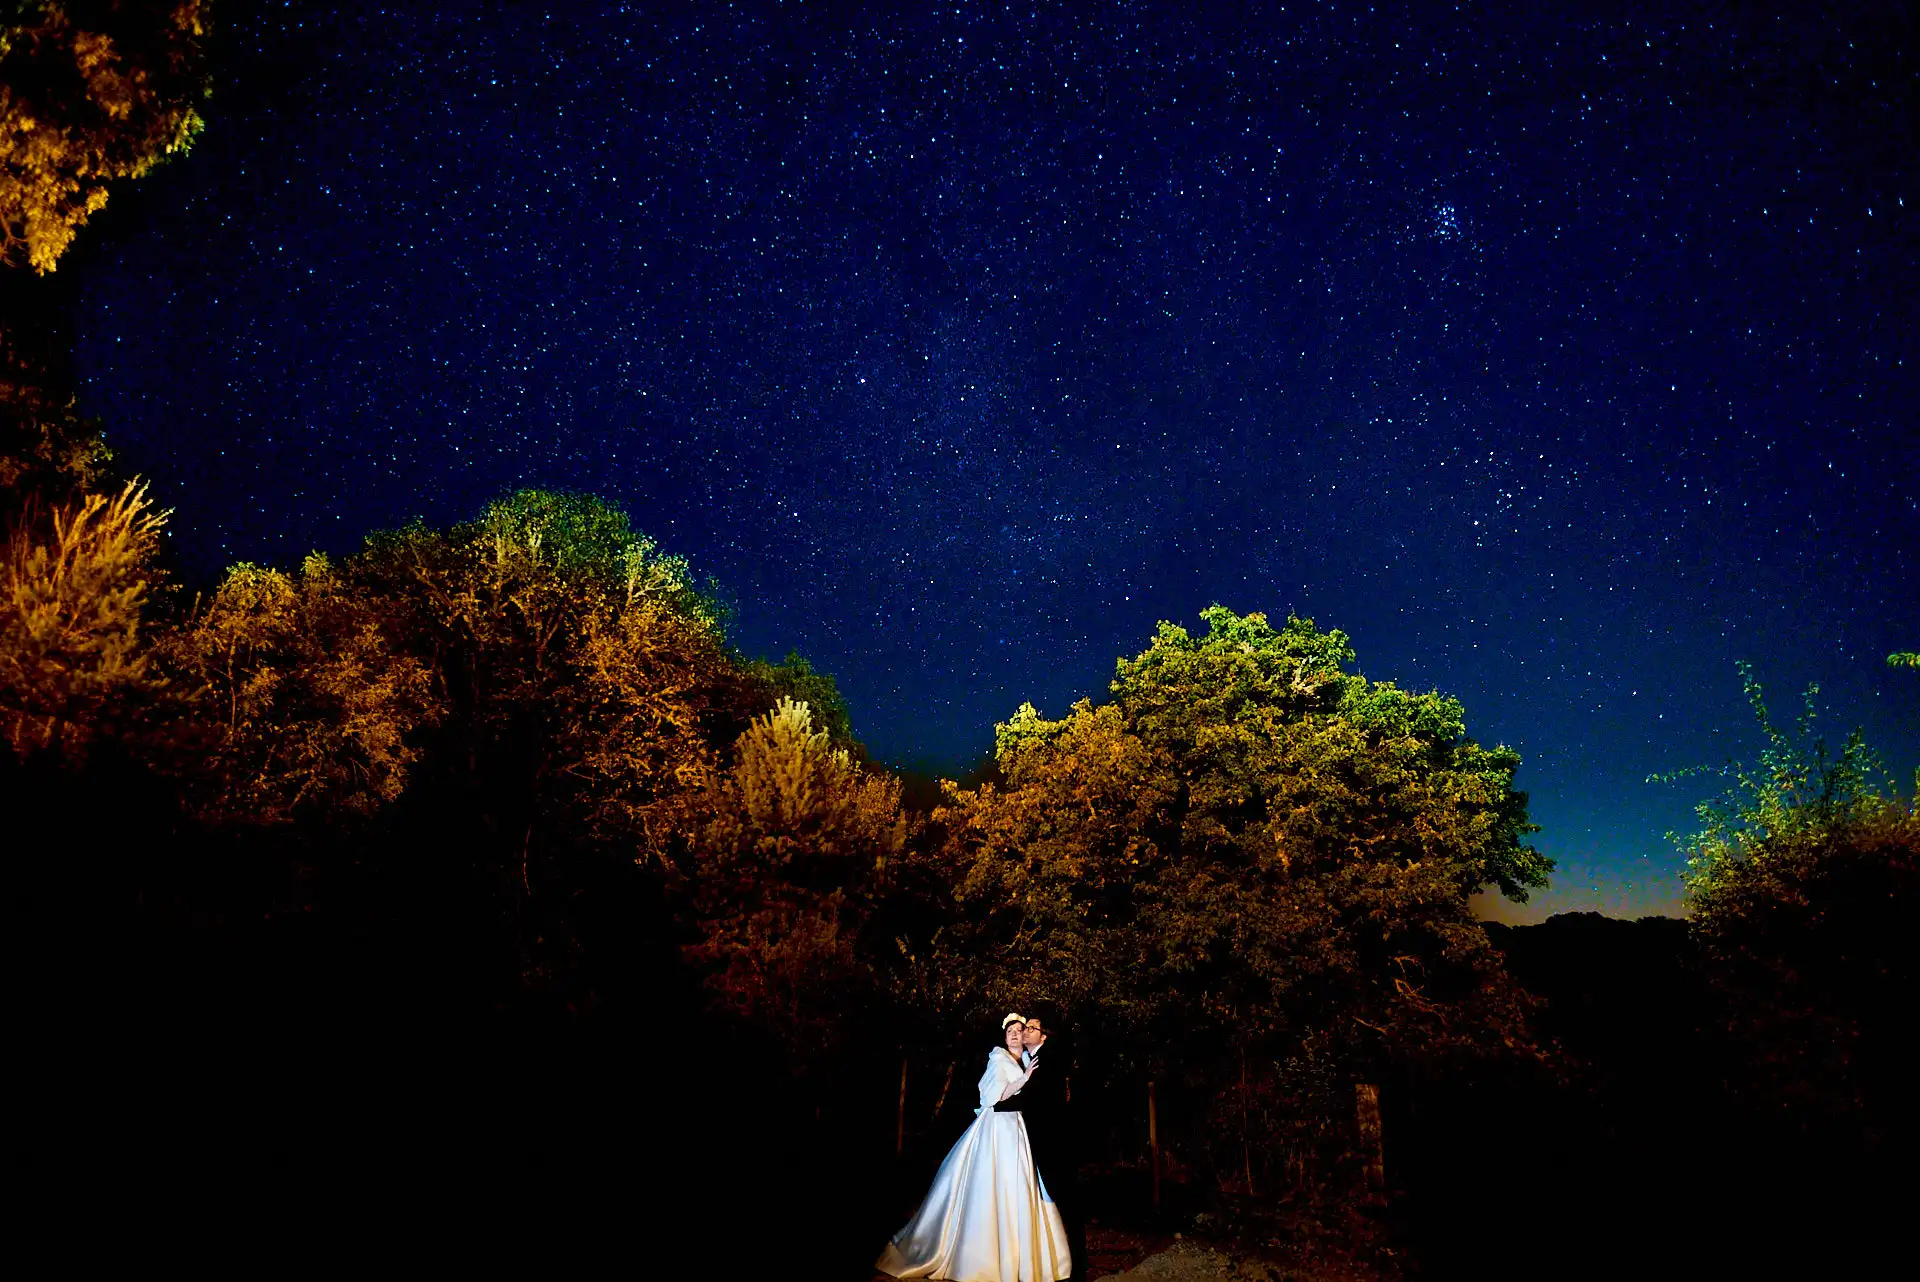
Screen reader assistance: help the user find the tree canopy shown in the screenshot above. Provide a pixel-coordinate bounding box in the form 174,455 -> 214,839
3,2 -> 214,511
130,490 -> 878,1008
913,606 -> 1549,1080
1,0 -> 211,273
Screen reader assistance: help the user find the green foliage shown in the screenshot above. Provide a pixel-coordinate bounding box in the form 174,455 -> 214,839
747,651 -> 854,744
1109,606 -> 1355,749
1671,666 -> 1893,890
1111,606 -> 1548,904
1889,651 -> 1919,670
1669,664 -> 1918,1130
474,488 -> 728,631
913,606 -> 1547,1085
1,0 -> 212,273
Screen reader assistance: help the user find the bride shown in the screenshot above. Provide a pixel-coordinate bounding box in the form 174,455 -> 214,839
877,1014 -> 1072,1281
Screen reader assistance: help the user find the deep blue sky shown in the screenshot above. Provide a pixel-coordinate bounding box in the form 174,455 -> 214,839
69,1 -> 1918,920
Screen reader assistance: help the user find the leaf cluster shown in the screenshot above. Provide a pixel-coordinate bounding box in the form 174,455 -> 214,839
153,554 -> 437,824
0,334 -> 112,506
1,1 -> 212,273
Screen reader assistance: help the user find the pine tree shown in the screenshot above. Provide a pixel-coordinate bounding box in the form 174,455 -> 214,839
680,697 -> 909,1069
0,479 -> 164,757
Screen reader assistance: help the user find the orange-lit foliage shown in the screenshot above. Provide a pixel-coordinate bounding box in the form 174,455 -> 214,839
157,554 -> 438,823
148,490 -> 756,845
680,696 -> 911,1067
0,479 -> 164,757
1,0 -> 211,274
143,490 -> 856,1003
340,491 -> 747,855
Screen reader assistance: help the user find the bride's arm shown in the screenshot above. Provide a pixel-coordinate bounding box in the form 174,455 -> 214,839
995,1055 -> 1033,1103
975,1051 -> 1032,1109
991,1058 -> 1035,1110
975,1055 -> 1007,1110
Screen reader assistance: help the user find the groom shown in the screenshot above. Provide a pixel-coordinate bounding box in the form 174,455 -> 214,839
995,1008 -> 1085,1282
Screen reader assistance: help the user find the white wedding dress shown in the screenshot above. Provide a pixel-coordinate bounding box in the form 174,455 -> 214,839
877,1047 -> 1071,1281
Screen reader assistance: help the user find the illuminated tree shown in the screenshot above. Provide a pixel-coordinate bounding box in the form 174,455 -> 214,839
147,490 -> 792,1003
1,0 -> 211,274
156,554 -> 439,823
342,490 -> 745,856
678,696 -> 910,1068
919,607 -> 1548,1081
0,479 -> 164,758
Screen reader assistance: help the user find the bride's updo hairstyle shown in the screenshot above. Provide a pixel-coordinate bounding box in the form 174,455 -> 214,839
999,1012 -> 1026,1051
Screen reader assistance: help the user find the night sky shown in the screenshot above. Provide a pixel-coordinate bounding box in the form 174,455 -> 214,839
67,1 -> 1917,920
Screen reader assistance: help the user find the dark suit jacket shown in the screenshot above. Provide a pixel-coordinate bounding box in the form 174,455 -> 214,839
994,1043 -> 1077,1198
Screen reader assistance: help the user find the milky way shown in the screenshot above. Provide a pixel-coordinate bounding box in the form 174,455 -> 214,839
68,1 -> 1918,918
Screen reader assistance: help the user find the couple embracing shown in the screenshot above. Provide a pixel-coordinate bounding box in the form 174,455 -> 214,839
878,1010 -> 1084,1282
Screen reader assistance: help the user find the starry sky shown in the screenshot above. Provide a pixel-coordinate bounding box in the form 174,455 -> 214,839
67,1 -> 1918,920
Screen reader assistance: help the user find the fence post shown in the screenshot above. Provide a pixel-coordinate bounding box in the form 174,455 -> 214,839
1149,1079 -> 1162,1214
1356,1082 -> 1384,1192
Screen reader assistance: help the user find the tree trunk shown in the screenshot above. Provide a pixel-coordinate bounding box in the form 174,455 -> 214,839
897,1053 -> 909,1157
1241,1045 -> 1255,1197
930,1059 -> 955,1124
1149,1079 -> 1161,1214
1355,1082 -> 1384,1191
520,821 -> 534,898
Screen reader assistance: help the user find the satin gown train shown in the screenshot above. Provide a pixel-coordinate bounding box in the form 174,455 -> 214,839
877,1048 -> 1071,1282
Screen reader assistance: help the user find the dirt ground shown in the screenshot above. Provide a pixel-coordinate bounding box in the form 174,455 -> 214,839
1096,1238 -> 1379,1282
870,1220 -> 1396,1282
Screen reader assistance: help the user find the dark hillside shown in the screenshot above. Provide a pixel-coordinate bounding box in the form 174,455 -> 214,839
1396,913 -> 1898,1278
